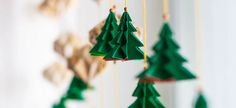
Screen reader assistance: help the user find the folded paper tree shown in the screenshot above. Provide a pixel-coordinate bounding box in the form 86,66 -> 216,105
90,9 -> 119,56
53,96 -> 67,108
138,22 -> 196,81
53,76 -> 88,108
104,9 -> 144,60
129,80 -> 165,108
195,92 -> 208,108
65,76 -> 88,100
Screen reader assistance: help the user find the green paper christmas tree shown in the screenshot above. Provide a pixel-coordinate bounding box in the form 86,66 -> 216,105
129,80 -> 165,108
52,76 -> 88,108
53,96 -> 67,108
195,92 -> 208,108
65,76 -> 88,100
90,9 -> 118,56
138,22 -> 196,81
104,8 -> 144,60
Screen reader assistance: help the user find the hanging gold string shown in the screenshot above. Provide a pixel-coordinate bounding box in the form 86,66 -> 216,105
124,0 -> 127,8
194,0 -> 204,91
114,0 -> 117,6
163,0 -> 169,21
109,0 -> 112,9
142,0 -> 148,69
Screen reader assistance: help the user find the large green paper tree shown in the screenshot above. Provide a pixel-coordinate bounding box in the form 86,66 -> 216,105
195,92 -> 208,108
104,9 -> 144,60
129,80 -> 165,108
53,76 -> 88,108
138,22 -> 196,81
90,9 -> 118,56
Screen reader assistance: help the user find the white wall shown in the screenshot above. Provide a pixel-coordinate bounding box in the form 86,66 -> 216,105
173,0 -> 236,108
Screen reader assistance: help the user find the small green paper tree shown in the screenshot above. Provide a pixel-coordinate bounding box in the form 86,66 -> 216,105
195,92 -> 208,108
53,96 -> 67,108
90,9 -> 118,56
138,22 -> 196,81
66,76 -> 88,100
104,9 -> 144,60
52,76 -> 88,108
129,80 -> 165,108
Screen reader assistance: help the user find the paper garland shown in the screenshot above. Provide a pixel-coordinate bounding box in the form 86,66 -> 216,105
104,8 -> 144,60
90,9 -> 119,56
138,22 -> 196,81
129,80 -> 165,108
194,92 -> 208,108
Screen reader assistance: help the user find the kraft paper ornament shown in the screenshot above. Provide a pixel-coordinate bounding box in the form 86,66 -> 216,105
129,80 -> 165,108
54,32 -> 80,58
93,0 -> 103,5
39,0 -> 60,17
138,22 -> 196,81
194,92 -> 208,108
68,44 -> 106,83
53,96 -> 67,108
39,0 -> 74,17
90,9 -> 119,56
43,62 -> 73,86
104,8 -> 144,60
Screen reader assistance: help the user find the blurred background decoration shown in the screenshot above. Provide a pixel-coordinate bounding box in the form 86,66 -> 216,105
1,0 -> 236,108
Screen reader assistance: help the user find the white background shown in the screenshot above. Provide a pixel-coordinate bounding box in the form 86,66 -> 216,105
1,0 -> 236,108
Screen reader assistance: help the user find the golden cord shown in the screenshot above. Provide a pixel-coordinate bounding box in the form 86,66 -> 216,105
163,0 -> 169,21
124,0 -> 127,7
142,0 -> 148,69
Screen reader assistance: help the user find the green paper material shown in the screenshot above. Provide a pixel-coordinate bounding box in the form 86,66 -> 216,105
104,11 -> 144,60
90,10 -> 119,56
53,97 -> 67,108
138,22 -> 196,81
52,76 -> 88,108
195,92 -> 208,108
129,80 -> 165,108
65,76 -> 88,100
